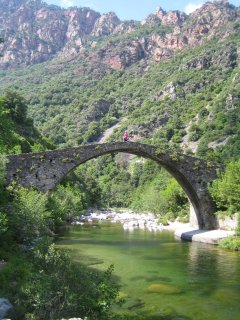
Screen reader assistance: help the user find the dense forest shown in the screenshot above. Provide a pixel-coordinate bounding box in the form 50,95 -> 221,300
1,0 -> 240,319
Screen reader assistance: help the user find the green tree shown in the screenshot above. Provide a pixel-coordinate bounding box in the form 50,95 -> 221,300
2,91 -> 28,123
209,160 -> 240,215
0,154 -> 8,190
209,160 -> 240,248
8,187 -> 51,245
48,183 -> 85,223
0,212 -> 8,235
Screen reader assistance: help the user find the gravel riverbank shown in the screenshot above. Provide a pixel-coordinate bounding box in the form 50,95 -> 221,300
71,209 -> 235,245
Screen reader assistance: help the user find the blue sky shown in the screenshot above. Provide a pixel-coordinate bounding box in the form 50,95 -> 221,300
45,0 -> 240,20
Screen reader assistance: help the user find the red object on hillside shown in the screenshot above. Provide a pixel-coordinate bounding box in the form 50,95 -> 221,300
123,132 -> 129,141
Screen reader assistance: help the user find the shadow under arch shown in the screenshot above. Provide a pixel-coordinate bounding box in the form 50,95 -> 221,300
6,142 -> 219,230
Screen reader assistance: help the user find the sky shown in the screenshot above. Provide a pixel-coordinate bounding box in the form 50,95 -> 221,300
44,0 -> 240,20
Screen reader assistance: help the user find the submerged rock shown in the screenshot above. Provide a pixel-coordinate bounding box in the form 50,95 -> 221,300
145,283 -> 182,294
146,275 -> 172,282
87,259 -> 104,266
127,298 -> 145,310
117,291 -> 129,300
213,288 -> 239,304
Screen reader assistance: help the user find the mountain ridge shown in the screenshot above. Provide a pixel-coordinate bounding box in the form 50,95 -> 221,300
0,0 -> 239,69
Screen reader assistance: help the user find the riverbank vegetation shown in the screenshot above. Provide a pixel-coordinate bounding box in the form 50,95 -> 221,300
0,94 -> 120,319
209,160 -> 240,250
0,166 -> 120,320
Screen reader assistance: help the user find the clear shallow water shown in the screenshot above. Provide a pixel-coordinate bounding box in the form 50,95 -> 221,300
56,222 -> 240,320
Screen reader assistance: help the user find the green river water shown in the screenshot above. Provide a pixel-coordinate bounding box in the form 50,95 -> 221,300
57,221 -> 240,320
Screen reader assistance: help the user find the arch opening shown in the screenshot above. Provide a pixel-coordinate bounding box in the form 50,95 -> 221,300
59,149 -> 204,229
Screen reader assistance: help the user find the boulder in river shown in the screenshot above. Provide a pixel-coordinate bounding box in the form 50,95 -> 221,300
145,283 -> 182,294
0,298 -> 12,319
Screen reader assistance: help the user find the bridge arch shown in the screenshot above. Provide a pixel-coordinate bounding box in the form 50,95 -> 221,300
6,142 -> 219,230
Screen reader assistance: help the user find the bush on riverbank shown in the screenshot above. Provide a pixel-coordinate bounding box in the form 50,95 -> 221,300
209,161 -> 240,250
130,166 -> 189,221
209,160 -> 240,216
48,183 -> 86,223
0,241 -> 119,320
219,236 -> 240,251
0,169 -> 120,319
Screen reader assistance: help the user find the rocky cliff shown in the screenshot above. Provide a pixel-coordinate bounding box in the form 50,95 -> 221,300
0,0 -> 239,69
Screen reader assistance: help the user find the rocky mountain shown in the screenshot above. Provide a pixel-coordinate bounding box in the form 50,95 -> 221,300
0,0 -> 240,162
0,0 -> 239,69
0,0 -> 136,68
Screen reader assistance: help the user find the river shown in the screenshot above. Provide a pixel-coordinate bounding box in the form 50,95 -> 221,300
56,220 -> 240,320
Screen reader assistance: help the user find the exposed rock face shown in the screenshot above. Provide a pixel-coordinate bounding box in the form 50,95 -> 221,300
97,39 -> 146,70
154,81 -> 178,101
146,1 -> 240,62
92,12 -> 120,36
155,6 -> 186,27
0,0 -> 239,69
183,1 -> 240,47
0,0 -> 102,67
142,6 -> 186,27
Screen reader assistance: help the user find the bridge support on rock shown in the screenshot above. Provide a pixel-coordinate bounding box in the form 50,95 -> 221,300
6,142 -> 220,230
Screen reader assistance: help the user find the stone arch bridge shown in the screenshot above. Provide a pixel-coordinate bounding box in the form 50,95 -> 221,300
6,142 -> 220,230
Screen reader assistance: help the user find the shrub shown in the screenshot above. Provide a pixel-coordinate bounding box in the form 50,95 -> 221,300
1,243 -> 119,320
0,154 -> 8,190
209,160 -> 240,215
8,187 -> 51,245
48,183 -> 85,223
0,212 -> 8,235
219,236 -> 240,251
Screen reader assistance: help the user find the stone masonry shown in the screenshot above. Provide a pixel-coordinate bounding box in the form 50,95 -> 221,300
6,142 -> 221,230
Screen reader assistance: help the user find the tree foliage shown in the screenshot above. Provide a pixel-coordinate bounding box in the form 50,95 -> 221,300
2,90 -> 28,123
0,242 -> 119,320
209,160 -> 240,215
0,92 -> 54,154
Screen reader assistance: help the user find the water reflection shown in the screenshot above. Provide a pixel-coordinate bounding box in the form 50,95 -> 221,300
57,223 -> 240,320
188,241 -> 240,284
187,242 -> 220,297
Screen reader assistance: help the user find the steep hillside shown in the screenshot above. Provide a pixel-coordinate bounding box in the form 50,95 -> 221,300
0,0 -> 240,161
0,90 -> 54,154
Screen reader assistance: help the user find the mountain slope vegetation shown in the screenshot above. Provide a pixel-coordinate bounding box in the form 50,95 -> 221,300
1,25 -> 240,161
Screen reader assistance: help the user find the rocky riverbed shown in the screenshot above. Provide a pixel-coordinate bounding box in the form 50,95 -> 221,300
70,209 -> 184,232
71,209 -> 161,231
